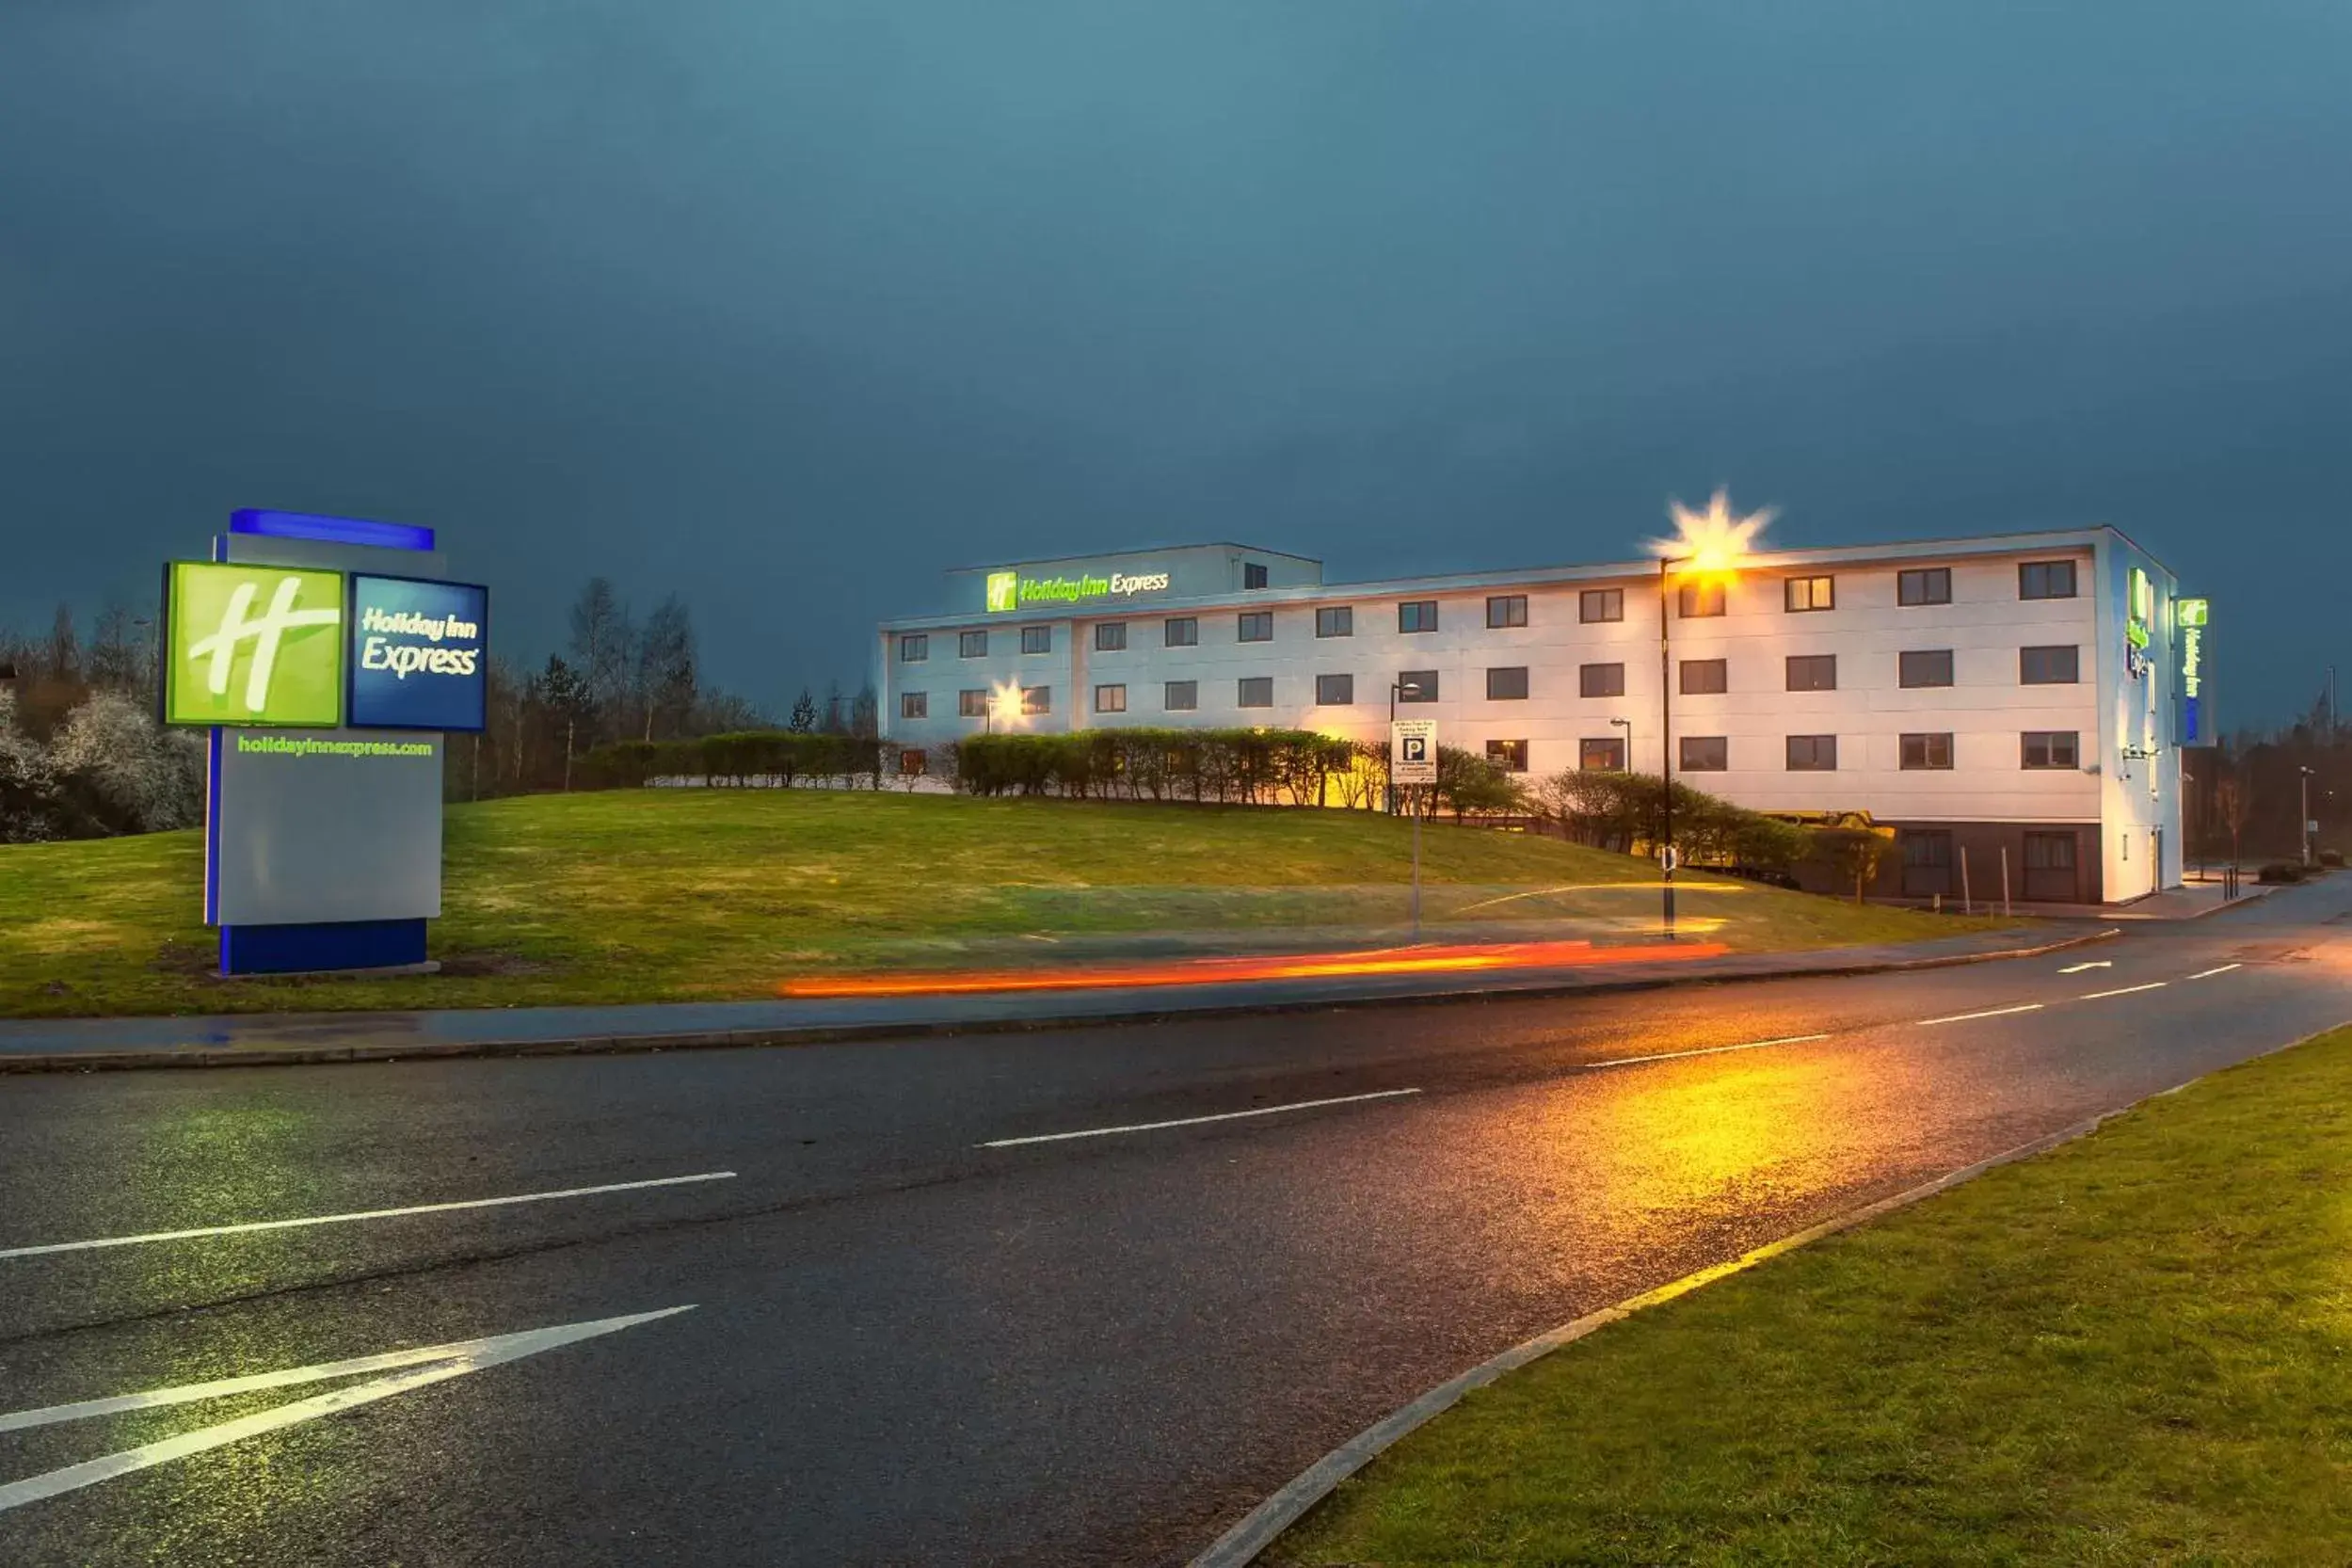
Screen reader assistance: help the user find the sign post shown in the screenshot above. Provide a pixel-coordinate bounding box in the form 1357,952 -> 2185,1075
1391,720 -> 1437,939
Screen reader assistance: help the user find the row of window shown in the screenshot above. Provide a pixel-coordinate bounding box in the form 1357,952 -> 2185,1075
1505,731 -> 2080,776
898,562 -> 2086,663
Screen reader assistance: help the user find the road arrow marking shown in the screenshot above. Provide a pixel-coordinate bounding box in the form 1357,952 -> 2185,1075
0,1306 -> 693,1513
2057,961 -> 2113,974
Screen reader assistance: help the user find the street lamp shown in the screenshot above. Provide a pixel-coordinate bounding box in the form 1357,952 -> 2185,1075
1608,715 -> 1631,769
1386,679 -> 1423,816
984,680 -> 1021,735
2301,765 -> 2317,867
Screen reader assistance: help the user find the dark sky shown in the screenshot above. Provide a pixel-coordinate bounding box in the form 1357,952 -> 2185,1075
5,3 -> 2347,727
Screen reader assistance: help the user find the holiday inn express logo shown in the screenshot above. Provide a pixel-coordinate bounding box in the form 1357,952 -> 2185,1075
165,562 -> 346,728
984,570 -> 1018,612
983,565 -> 1174,611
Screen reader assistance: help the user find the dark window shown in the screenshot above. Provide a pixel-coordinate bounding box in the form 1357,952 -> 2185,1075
1237,611 -> 1273,643
1399,600 -> 1439,633
1020,686 -> 1050,715
1579,662 -> 1624,698
2024,830 -> 2077,870
958,630 -> 987,658
1581,737 -> 1626,772
1488,666 -> 1530,700
1094,683 -> 1127,713
2022,730 -> 2080,769
1316,605 -> 1352,638
1900,649 -> 1955,688
1243,561 -> 1270,589
1785,654 -> 1838,692
1487,739 -> 1529,773
1486,594 -> 1528,629
1020,625 -> 1051,655
1900,732 -> 1954,770
899,748 -> 927,776
1678,582 -> 1726,617
1315,673 -> 1353,706
1164,680 -> 1197,711
1163,616 -> 1198,648
1898,568 -> 1952,606
899,692 -> 927,720
2020,560 -> 2078,600
1237,677 -> 1273,708
958,689 -> 988,717
1680,735 -> 1728,771
1580,588 -> 1624,623
1397,670 -> 1438,703
898,633 -> 928,662
1784,575 -> 1834,612
1786,734 -> 1838,771
1095,622 -> 1126,651
2021,645 -> 2080,684
1680,658 -> 1727,695
1903,830 -> 1952,868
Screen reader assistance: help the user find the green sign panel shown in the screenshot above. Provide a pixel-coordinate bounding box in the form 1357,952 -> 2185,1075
164,561 -> 346,728
982,566 -> 1174,612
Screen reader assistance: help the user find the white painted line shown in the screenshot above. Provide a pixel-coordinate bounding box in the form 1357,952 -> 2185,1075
2187,963 -> 2244,980
0,1306 -> 692,1513
2080,982 -> 2168,1000
2057,960 -> 2113,974
981,1089 -> 1422,1148
1914,1003 -> 2044,1026
0,1172 -> 737,1261
1581,1034 -> 1832,1071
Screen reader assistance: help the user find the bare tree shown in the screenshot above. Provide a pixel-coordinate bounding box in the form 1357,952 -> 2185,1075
2216,771 -> 2250,875
567,577 -> 634,741
636,595 -> 697,741
45,603 -> 78,682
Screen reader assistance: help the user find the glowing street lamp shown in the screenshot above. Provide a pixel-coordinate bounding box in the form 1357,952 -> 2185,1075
984,680 -> 1023,735
1649,489 -> 1774,938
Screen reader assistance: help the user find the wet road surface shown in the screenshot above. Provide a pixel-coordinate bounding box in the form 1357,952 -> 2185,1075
4,881 -> 2349,1565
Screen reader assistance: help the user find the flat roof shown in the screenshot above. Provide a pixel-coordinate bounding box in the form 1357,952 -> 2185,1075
941,540 -> 1323,574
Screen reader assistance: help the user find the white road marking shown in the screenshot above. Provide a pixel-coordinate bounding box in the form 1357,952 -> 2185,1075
981,1088 -> 1422,1148
2187,963 -> 2244,980
0,1172 -> 737,1261
2057,960 -> 2113,973
1914,1003 -> 2045,1026
0,1306 -> 693,1514
1581,1034 -> 1832,1070
2080,982 -> 2168,1000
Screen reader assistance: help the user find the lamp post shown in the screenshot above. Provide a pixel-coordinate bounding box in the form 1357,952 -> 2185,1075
1657,557 -> 1680,939
1609,715 -> 1632,768
2302,765 -> 2316,867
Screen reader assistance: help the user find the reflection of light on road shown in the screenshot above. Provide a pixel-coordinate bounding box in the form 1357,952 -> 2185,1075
781,937 -> 1731,999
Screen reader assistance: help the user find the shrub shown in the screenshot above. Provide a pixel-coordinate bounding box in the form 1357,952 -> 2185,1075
2321,848 -> 2344,869
950,728 -> 1359,806
2257,861 -> 2307,885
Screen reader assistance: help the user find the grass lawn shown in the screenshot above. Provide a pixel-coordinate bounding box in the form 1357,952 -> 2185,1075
1272,1027 -> 2352,1567
2,789 -> 2010,1016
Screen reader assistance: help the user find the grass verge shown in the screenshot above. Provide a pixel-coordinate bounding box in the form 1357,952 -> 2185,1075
1271,1026 -> 2352,1567
2,789 -> 2011,1016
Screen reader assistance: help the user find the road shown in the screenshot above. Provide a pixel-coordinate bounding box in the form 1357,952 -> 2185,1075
3,880 -> 2348,1566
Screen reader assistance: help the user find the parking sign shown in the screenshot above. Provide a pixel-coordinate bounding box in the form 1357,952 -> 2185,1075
1391,718 -> 1438,785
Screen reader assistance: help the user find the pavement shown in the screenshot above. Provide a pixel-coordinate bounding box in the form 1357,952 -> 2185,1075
2,877 -> 2347,1565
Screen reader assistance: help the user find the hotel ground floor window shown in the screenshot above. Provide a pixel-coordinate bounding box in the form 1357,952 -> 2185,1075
1020,686 -> 1050,715
1581,736 -> 1625,772
1899,731 -> 1953,770
1486,739 -> 1528,773
899,691 -> 927,720
1786,734 -> 1837,771
1901,829 -> 1952,897
1679,735 -> 1727,772
1237,677 -> 1273,708
2024,829 -> 2079,901
1397,669 -> 1438,702
958,689 -> 988,717
1315,672 -> 1353,706
898,748 -> 927,776
1094,683 -> 1127,713
1164,680 -> 1197,712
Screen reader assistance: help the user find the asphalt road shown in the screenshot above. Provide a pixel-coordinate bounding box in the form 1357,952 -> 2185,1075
3,881 -> 2348,1566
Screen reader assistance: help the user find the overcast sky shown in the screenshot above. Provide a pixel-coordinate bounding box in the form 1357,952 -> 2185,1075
5,2 -> 2346,726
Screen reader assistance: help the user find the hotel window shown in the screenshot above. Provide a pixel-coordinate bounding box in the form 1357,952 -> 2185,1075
1164,616 -> 1198,648
1238,611 -> 1273,643
2020,645 -> 2079,684
1898,568 -> 1952,606
1581,737 -> 1626,772
958,689 -> 988,717
1243,561 -> 1270,589
2019,560 -> 2077,600
1237,676 -> 1273,708
1095,622 -> 1127,651
1488,666 -> 1530,700
899,692 -> 927,720
1903,830 -> 1952,870
2024,830 -> 2077,869
1316,673 -> 1354,706
958,630 -> 987,658
1678,582 -> 1726,617
1399,600 -> 1439,632
899,748 -> 927,776
2022,730 -> 2080,769
1020,686 -> 1050,715
1900,649 -> 1955,688
1486,594 -> 1528,629
1580,588 -> 1624,623
1680,735 -> 1728,772
898,633 -> 928,662
1020,625 -> 1051,654
1316,605 -> 1353,638
1486,739 -> 1529,773
1095,683 -> 1127,713
1786,734 -> 1838,771
1578,663 -> 1624,698
1397,670 -> 1438,702
1164,680 -> 1198,712
1900,732 -> 1954,770
1784,575 -> 1834,613
1785,653 -> 1838,691
1680,658 -> 1727,696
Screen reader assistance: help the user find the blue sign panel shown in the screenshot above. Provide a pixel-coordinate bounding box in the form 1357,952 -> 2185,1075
346,574 -> 489,731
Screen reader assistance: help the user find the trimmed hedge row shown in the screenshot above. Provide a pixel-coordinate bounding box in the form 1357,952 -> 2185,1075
577,731 -> 896,790
952,728 -> 1367,805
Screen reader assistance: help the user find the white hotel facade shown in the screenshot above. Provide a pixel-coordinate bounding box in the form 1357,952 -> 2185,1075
877,529 -> 2198,905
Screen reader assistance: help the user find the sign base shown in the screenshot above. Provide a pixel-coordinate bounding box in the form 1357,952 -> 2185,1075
219,919 -> 429,977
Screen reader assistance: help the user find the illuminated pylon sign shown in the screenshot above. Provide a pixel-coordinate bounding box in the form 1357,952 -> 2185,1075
164,562 -> 346,728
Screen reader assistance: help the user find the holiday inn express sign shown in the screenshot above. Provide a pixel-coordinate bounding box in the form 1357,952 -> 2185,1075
984,566 -> 1173,611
